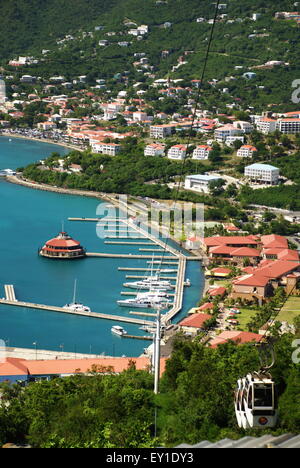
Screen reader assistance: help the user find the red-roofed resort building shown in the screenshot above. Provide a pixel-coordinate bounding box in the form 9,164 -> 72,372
39,231 -> 86,259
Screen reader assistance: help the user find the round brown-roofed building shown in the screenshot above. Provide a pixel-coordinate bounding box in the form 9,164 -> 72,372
39,232 -> 86,259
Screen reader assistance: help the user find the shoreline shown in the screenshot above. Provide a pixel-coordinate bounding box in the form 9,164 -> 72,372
6,174 -> 112,202
0,132 -> 83,152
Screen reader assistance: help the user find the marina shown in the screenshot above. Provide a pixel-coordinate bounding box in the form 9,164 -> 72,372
0,137 -> 204,356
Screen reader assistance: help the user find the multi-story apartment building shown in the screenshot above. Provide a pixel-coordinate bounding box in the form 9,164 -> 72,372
167,144 -> 187,160
214,124 -> 243,142
256,118 -> 277,134
91,142 -> 121,156
192,145 -> 213,160
237,145 -> 258,158
144,144 -> 165,157
276,118 -> 300,134
244,163 -> 280,185
150,124 -> 174,139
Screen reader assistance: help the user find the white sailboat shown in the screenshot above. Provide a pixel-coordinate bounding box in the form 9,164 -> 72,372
64,279 -> 91,313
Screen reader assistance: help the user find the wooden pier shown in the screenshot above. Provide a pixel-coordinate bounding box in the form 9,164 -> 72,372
105,241 -> 154,246
86,253 -> 176,260
122,334 -> 153,341
129,311 -> 157,317
139,248 -> 165,252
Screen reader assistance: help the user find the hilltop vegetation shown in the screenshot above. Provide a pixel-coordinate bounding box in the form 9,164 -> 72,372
0,333 -> 299,448
1,0 -> 299,109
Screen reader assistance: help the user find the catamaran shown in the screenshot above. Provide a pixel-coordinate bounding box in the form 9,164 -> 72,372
64,279 -> 91,313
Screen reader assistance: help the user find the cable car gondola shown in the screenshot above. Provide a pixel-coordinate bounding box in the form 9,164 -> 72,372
235,343 -> 278,429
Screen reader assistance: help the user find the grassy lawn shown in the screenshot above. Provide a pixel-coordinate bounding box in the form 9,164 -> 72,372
276,297 -> 300,324
237,308 -> 259,331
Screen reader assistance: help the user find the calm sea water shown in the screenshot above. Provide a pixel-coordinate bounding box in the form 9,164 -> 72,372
0,137 -> 204,356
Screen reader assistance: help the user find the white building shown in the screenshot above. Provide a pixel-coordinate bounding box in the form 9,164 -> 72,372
150,125 -> 174,139
214,124 -> 243,142
237,145 -> 258,158
91,142 -> 121,156
132,111 -> 148,122
192,145 -> 213,160
20,75 -> 36,84
276,118 -> 300,134
256,118 -> 277,134
144,144 -> 165,157
233,120 -> 253,133
184,174 -> 223,193
167,145 -> 187,160
37,121 -> 57,131
0,79 -> 6,103
244,163 -> 280,185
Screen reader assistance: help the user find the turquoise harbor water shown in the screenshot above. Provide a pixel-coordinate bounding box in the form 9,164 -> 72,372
0,137 -> 204,356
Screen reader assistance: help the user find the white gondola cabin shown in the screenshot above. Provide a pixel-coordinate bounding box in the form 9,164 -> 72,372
235,373 -> 278,429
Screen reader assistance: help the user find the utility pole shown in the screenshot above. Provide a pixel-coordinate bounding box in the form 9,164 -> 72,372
154,304 -> 162,395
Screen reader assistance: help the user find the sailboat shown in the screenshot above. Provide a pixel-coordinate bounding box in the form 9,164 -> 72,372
63,279 -> 91,313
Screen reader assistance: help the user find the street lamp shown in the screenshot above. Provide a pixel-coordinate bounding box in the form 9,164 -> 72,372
33,342 -> 38,360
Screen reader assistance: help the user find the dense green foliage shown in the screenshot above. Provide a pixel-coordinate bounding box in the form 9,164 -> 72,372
23,148 -> 212,201
0,333 -> 299,448
239,184 -> 300,211
1,0 -> 299,109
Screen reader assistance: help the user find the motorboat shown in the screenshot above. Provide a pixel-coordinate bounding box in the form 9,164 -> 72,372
111,325 -> 128,336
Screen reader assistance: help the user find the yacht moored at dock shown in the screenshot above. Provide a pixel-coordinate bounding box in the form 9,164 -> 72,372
117,290 -> 171,308
123,275 -> 174,291
111,325 -> 128,336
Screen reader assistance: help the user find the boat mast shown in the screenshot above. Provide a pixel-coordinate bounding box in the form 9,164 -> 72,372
73,279 -> 77,304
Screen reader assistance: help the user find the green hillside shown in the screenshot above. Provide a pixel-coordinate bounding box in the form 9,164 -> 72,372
1,0 -> 299,108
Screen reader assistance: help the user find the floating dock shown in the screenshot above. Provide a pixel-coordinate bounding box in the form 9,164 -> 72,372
122,334 -> 152,341
86,253 -> 176,260
0,298 -> 153,326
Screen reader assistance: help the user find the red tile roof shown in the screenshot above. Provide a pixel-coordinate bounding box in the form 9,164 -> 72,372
234,274 -> 270,287
211,267 -> 232,275
0,357 -> 166,378
209,331 -> 262,348
204,236 -> 258,248
208,287 -> 227,297
179,313 -> 212,328
0,358 -> 29,376
260,234 -> 288,250
198,302 -> 215,311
